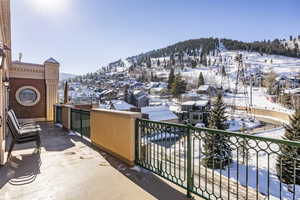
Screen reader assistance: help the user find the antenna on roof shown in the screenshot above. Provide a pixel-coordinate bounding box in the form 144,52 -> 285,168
18,52 -> 22,62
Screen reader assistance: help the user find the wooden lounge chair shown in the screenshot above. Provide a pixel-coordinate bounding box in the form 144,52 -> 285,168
6,111 -> 41,161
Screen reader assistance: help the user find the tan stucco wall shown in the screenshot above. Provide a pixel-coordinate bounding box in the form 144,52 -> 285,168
91,109 -> 141,166
61,105 -> 72,130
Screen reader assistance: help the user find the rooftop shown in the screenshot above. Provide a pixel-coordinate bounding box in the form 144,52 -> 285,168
141,106 -> 178,121
0,123 -> 198,200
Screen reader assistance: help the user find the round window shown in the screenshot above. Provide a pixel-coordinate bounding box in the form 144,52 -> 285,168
16,86 -> 41,106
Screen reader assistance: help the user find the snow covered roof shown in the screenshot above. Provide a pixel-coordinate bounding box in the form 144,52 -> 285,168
182,100 -> 209,107
284,88 -> 300,94
182,101 -> 196,106
111,100 -> 135,111
195,100 -> 209,107
197,85 -> 211,91
45,57 -> 59,64
141,106 -> 178,121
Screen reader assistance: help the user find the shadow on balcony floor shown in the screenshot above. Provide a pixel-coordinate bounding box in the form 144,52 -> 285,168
0,122 -> 197,200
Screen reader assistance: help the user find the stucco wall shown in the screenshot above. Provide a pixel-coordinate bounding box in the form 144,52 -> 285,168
62,105 -> 72,130
91,109 -> 141,165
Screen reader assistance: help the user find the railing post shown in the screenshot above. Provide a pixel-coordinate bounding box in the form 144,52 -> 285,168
135,119 -> 139,164
186,124 -> 192,198
80,111 -> 83,138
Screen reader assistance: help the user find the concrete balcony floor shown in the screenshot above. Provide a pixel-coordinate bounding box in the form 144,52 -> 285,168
0,123 -> 200,200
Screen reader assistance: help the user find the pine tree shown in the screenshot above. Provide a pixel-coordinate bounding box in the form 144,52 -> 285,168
276,108 -> 300,184
146,57 -> 151,68
203,93 -> 232,169
171,73 -> 186,97
168,68 -> 175,90
221,65 -> 226,76
124,85 -> 129,103
157,59 -> 160,67
191,60 -> 197,68
198,72 -> 205,87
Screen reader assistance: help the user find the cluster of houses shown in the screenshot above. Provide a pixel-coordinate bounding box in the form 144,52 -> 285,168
61,63 -> 214,126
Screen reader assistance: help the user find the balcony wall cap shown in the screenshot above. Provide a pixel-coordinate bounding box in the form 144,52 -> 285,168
91,108 -> 142,118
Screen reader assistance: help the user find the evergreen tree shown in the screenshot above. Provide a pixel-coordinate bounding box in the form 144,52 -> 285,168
203,93 -> 232,169
191,60 -> 197,68
168,68 -> 175,89
150,72 -> 154,82
171,73 -> 187,97
198,72 -> 205,87
221,65 -> 226,76
276,107 -> 300,184
124,85 -> 129,103
157,59 -> 160,66
146,57 -> 151,68
208,58 -> 211,66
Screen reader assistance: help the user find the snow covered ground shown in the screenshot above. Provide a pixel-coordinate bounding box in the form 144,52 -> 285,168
177,50 -> 299,116
175,128 -> 299,200
227,117 -> 261,132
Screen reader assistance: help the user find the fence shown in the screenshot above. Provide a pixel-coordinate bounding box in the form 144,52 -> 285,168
71,108 -> 90,138
135,118 -> 300,200
55,106 -> 62,124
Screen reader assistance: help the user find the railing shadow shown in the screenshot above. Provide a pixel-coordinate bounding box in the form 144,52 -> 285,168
0,153 -> 41,189
96,150 -> 188,200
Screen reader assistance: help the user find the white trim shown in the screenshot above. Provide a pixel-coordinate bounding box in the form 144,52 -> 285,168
15,86 -> 41,107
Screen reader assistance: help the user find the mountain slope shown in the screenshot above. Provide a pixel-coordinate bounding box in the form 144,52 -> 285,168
60,72 -> 77,81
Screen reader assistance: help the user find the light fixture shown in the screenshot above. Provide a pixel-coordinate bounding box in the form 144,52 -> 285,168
0,47 -> 4,69
0,43 -> 10,69
0,43 -> 11,87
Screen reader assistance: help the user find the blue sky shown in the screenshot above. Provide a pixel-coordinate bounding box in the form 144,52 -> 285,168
11,0 -> 300,75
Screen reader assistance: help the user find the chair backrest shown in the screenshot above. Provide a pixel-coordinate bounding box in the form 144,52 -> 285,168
9,109 -> 21,129
7,111 -> 21,140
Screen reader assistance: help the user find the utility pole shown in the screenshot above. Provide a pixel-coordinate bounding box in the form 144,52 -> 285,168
250,75 -> 253,107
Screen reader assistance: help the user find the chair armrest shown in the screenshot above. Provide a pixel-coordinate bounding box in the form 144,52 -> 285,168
19,127 -> 41,134
21,121 -> 37,126
22,124 -> 41,129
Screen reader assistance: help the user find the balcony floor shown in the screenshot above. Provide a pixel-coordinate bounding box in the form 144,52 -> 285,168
0,123 -> 197,200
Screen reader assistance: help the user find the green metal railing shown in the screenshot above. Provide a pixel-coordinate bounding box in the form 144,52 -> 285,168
71,108 -> 90,138
55,106 -> 62,124
135,118 -> 300,200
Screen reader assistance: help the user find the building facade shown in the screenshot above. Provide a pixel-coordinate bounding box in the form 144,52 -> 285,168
0,0 -> 11,165
0,0 -> 59,164
9,59 -> 59,121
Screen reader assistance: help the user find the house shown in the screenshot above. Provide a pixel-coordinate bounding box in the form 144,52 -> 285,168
197,85 -> 218,97
109,100 -> 135,111
141,106 -> 178,123
275,75 -> 300,89
179,100 -> 210,125
181,92 -> 208,101
132,90 -> 149,108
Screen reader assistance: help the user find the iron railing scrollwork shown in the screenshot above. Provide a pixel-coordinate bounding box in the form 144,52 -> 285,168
135,118 -> 300,200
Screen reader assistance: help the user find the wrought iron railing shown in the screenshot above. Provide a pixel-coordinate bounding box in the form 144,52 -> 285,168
71,108 -> 90,138
135,118 -> 300,200
55,105 -> 62,124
